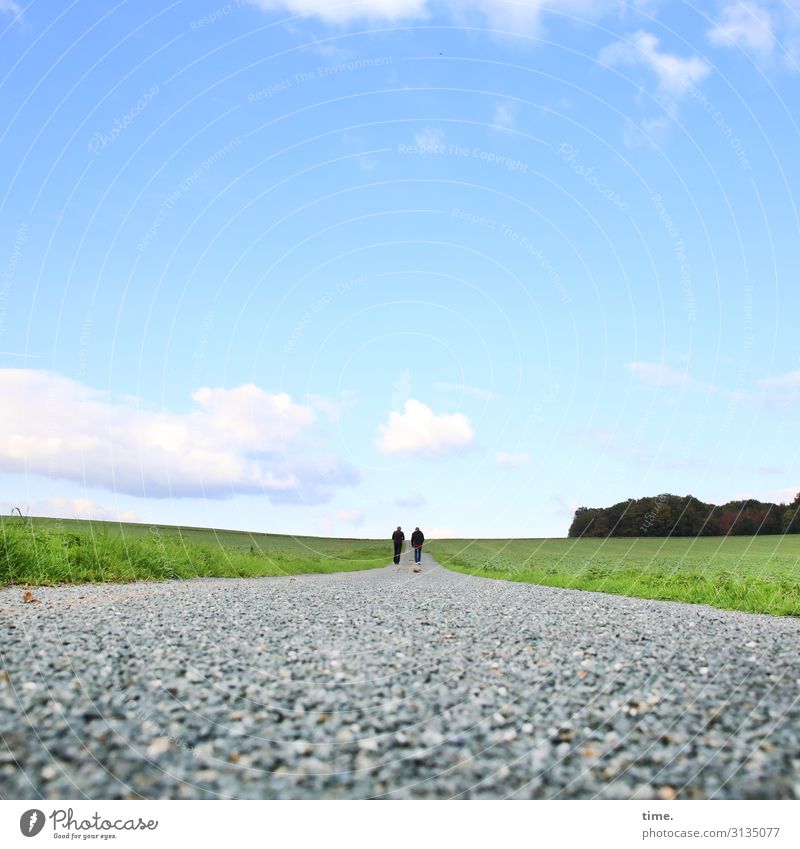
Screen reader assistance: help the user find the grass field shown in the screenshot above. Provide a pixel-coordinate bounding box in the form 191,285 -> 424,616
428,536 -> 800,617
5,516 -> 800,616
0,515 -> 388,586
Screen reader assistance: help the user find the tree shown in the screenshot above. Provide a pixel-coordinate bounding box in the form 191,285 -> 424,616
568,507 -> 600,538
784,493 -> 800,533
568,493 -> 797,538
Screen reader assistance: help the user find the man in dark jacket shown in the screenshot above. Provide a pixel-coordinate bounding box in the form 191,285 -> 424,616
392,527 -> 404,564
411,527 -> 424,564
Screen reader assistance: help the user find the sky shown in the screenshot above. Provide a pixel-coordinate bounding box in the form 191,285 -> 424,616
1,0 -> 799,539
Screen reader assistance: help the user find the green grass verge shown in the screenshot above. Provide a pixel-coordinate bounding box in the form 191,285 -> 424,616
428,536 -> 800,617
0,516 -> 389,586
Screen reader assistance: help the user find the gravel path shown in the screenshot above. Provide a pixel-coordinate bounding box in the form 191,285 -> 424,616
2,551 -> 799,800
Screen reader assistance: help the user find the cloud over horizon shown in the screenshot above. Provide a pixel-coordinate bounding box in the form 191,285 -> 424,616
5,498 -> 147,524
0,370 -> 360,503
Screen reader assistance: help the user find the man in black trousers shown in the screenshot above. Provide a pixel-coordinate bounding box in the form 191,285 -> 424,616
392,526 -> 405,564
411,527 -> 424,564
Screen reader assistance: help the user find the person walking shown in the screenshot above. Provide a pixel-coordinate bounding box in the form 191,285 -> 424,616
391,526 -> 405,564
411,527 -> 424,564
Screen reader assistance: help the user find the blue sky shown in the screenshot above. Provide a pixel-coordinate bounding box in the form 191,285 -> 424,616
1,0 -> 799,538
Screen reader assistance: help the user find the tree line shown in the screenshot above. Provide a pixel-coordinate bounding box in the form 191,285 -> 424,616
568,492 -> 800,538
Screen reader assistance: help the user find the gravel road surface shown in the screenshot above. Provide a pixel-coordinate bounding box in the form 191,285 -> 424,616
2,552 -> 799,799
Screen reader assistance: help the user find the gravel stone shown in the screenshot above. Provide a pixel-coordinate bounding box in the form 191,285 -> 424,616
1,552 -> 799,799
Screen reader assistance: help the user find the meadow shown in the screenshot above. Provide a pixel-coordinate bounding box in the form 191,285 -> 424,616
428,535 -> 800,617
5,516 -> 800,616
0,515 -> 388,586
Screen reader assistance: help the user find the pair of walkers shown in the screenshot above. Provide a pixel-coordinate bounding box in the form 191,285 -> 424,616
391,526 -> 424,565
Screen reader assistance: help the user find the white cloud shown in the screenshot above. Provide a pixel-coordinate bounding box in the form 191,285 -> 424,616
414,127 -> 445,149
253,0 -> 429,24
622,114 -> 673,148
492,102 -> 515,131
8,498 -> 147,523
434,381 -> 498,401
375,398 -> 475,458
599,31 -> 711,102
395,492 -> 426,508
705,1 -> 800,68
496,451 -> 531,467
707,2 -> 777,55
0,0 -> 21,17
0,369 -> 359,503
750,369 -> 800,408
626,360 -> 715,391
627,360 -> 691,387
760,369 -> 800,390
599,31 -> 711,143
627,363 -> 800,411
641,114 -> 672,137
255,1 -> 650,34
